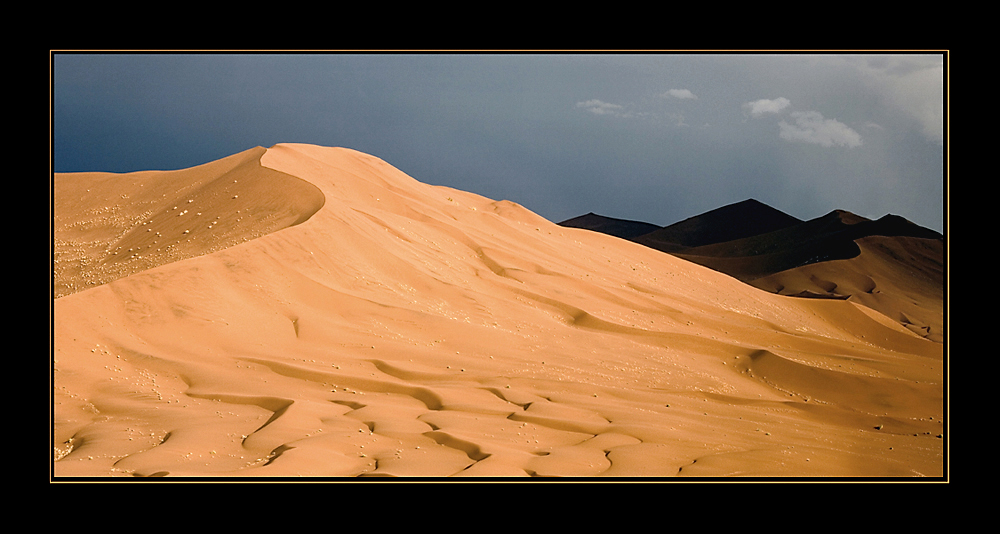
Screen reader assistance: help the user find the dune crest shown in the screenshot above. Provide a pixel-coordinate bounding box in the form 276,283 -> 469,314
53,144 -> 945,478
53,146 -> 325,298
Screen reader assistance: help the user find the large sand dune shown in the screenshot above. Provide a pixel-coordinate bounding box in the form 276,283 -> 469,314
52,144 -> 946,478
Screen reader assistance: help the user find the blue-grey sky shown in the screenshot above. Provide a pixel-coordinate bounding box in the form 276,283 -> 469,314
52,52 -> 946,233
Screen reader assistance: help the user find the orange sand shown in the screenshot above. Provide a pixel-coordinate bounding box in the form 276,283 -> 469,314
52,144 -> 946,478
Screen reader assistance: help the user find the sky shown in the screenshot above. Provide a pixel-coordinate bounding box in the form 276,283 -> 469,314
51,51 -> 946,233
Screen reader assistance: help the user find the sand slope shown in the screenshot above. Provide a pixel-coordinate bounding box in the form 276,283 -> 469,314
53,146 -> 324,299
52,144 -> 945,478
750,235 -> 944,342
561,204 -> 945,343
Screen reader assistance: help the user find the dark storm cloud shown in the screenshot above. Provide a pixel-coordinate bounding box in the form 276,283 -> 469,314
52,52 -> 946,233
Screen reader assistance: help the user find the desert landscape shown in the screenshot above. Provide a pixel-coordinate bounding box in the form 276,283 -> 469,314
51,143 -> 946,479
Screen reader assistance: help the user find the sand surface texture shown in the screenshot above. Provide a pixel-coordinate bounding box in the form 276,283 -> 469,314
53,144 -> 945,478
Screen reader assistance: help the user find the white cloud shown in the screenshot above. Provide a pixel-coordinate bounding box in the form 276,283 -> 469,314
576,99 -> 627,116
744,97 -> 791,116
778,111 -> 862,148
663,89 -> 697,100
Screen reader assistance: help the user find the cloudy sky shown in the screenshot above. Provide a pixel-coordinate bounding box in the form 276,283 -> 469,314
52,52 -> 946,233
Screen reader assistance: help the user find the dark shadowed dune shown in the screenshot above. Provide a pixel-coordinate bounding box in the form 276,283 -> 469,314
631,199 -> 804,253
558,213 -> 662,240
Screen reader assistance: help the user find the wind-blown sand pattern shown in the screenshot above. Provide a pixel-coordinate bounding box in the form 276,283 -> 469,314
52,143 -> 945,478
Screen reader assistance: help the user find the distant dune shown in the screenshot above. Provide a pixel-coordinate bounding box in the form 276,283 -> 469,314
53,144 -> 945,478
634,198 -> 805,252
560,201 -> 945,342
557,212 -> 661,240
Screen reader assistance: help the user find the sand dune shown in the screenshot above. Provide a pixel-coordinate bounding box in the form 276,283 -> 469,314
751,235 -> 944,342
557,212 -> 661,240
53,146 -> 325,299
632,198 -> 804,253
561,202 -> 945,343
52,144 -> 945,478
